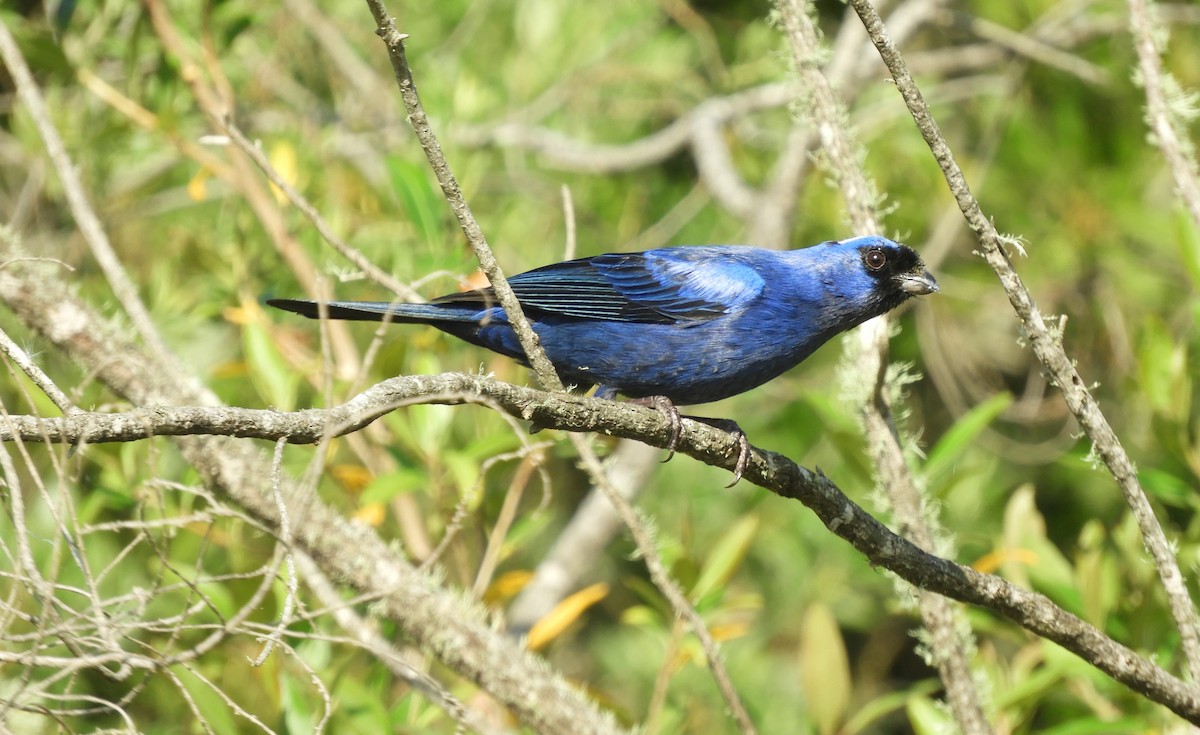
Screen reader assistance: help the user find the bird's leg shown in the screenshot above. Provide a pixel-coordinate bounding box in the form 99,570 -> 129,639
601,391 -> 750,485
678,417 -> 750,487
626,394 -> 684,462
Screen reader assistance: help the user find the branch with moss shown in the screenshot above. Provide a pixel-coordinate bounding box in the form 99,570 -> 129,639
0,260 -> 628,735
2,255 -> 1200,723
1127,0 -> 1200,231
845,0 -> 1200,686
362,4 -> 759,731
775,1 -> 992,732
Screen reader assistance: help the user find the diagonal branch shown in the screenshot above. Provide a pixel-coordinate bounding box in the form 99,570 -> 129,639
364,6 -> 560,392
363,5 -> 758,731
0,312 -> 1198,721
846,0 -> 1200,683
0,260 -> 627,735
0,19 -> 175,370
779,1 -> 990,730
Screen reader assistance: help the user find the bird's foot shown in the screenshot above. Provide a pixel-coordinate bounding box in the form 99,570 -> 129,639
627,398 -> 750,486
681,417 -> 750,487
628,395 -> 684,462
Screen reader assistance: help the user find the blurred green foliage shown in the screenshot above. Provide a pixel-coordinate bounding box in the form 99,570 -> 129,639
1,0 -> 1199,732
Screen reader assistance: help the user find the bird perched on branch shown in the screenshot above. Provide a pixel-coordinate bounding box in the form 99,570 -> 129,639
269,235 -> 938,481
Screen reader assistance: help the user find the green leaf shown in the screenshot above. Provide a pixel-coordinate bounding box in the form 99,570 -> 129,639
923,391 -> 1012,484
1137,318 -> 1190,421
1036,718 -> 1149,735
1002,485 -> 1084,614
1075,520 -> 1120,626
458,429 -> 522,462
1138,467 -> 1195,508
385,157 -> 444,248
360,467 -> 427,505
691,514 -> 758,604
992,660 -> 1063,710
173,665 -> 240,734
283,670 -> 318,734
907,694 -> 952,735
243,317 -> 299,411
844,680 -> 941,735
798,603 -> 851,735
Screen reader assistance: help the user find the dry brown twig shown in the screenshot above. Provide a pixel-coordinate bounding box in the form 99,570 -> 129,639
221,119 -> 424,302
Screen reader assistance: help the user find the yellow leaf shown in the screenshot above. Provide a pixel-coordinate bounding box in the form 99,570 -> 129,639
527,583 -> 609,651
709,622 -> 750,642
268,140 -> 298,206
222,305 -> 252,325
187,167 -> 210,201
352,502 -> 386,527
691,514 -> 758,602
485,570 -> 533,605
332,465 -> 373,492
972,547 -> 1039,574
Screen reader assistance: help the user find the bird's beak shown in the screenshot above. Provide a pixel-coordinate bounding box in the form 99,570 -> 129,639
896,268 -> 939,296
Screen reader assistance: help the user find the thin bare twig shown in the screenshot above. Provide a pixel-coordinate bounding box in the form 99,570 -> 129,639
0,18 -> 176,370
951,11 -> 1111,86
455,81 -> 802,175
248,439 -> 299,666
0,258 -> 628,735
365,8 -> 560,392
777,2 -> 992,732
363,5 -> 758,731
847,0 -> 1200,683
0,327 -> 79,416
221,120 -> 425,302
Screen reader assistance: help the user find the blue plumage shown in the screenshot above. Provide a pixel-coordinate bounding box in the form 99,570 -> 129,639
268,236 -> 937,406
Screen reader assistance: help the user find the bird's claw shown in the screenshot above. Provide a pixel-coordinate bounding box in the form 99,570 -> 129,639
629,398 -> 749,485
634,395 -> 683,463
687,417 -> 749,486
726,429 -> 750,487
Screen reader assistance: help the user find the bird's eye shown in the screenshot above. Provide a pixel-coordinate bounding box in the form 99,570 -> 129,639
864,249 -> 887,271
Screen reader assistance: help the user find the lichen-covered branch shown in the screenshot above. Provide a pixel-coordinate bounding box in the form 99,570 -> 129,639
1,256 -> 1199,722
847,0 -> 1200,684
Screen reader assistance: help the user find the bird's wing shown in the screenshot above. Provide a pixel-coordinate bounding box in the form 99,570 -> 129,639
432,250 -> 766,324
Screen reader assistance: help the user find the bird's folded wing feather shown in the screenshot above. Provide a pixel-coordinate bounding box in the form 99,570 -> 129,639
432,250 -> 766,324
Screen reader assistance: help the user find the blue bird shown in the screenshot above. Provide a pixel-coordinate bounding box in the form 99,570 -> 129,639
268,235 -> 938,480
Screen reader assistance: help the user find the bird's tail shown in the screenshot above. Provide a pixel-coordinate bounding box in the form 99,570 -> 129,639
266,298 -> 481,324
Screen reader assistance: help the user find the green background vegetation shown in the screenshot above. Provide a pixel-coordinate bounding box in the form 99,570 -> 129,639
1,0 -> 1199,732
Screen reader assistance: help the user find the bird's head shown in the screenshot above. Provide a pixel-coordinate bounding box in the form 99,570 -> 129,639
817,236 -> 939,317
